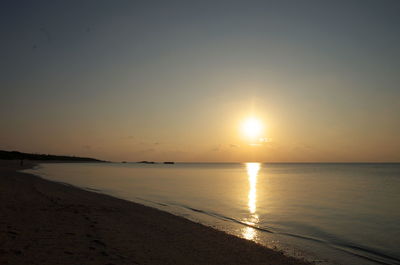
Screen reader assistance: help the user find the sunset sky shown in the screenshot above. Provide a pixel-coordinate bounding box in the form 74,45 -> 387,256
1,0 -> 400,162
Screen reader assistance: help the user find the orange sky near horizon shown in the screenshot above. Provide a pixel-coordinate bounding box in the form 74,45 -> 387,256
2,97 -> 399,162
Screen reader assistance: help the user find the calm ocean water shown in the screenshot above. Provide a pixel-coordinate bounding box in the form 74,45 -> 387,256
25,163 -> 400,265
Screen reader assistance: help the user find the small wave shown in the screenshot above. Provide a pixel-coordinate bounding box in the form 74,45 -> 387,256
156,201 -> 400,265
84,187 -> 102,192
332,244 -> 400,265
134,197 -> 168,207
171,203 -> 275,233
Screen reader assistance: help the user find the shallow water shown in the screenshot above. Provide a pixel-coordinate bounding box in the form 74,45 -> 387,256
25,163 -> 400,265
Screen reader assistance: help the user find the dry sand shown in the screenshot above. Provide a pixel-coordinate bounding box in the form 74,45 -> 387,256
0,160 -> 311,265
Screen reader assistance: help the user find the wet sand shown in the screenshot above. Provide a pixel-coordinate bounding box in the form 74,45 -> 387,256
0,160 -> 311,265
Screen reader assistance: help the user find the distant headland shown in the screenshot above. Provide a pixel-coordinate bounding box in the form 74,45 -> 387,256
0,150 -> 105,162
137,161 -> 175,164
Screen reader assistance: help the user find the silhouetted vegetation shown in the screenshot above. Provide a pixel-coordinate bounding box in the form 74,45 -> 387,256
0,150 -> 104,162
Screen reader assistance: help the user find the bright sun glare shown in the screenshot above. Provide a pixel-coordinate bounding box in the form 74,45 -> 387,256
242,118 -> 263,139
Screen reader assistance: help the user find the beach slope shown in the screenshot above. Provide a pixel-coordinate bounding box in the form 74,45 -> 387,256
0,160 -> 310,265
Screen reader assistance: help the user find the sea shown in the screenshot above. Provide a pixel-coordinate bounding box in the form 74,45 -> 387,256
24,162 -> 400,265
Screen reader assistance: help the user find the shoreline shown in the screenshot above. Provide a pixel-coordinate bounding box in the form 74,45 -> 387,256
0,160 -> 310,265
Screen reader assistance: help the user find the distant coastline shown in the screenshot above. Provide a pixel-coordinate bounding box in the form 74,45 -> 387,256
0,150 -> 105,162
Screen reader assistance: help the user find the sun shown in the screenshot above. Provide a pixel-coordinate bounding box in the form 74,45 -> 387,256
242,117 -> 263,139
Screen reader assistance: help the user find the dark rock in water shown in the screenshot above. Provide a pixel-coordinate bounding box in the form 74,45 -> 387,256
163,162 -> 175,164
137,161 -> 155,164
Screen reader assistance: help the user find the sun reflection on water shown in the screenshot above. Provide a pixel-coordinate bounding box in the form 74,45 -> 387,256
242,162 -> 261,240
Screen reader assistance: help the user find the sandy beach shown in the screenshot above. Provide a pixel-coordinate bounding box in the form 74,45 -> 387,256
0,160 -> 310,265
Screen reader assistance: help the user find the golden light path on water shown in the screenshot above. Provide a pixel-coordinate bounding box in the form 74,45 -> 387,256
242,162 -> 261,240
